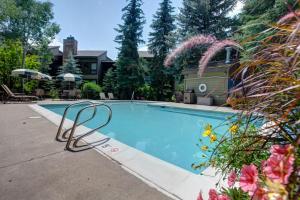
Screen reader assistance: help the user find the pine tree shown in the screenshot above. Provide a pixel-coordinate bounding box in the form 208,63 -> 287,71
58,52 -> 81,75
148,0 -> 176,100
114,0 -> 145,99
103,68 -> 117,94
176,0 -> 237,71
178,0 -> 237,40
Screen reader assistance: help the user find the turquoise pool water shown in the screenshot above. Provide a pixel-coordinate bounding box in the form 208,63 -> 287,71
42,103 -> 234,173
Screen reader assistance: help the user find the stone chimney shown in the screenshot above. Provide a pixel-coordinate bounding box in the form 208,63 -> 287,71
63,35 -> 78,62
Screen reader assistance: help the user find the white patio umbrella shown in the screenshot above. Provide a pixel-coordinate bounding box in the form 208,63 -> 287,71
37,72 -> 52,81
57,73 -> 82,81
56,73 -> 82,89
11,69 -> 52,92
12,69 -> 52,80
11,69 -> 40,79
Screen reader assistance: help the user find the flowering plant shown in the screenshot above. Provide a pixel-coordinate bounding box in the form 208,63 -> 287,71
198,144 -> 295,200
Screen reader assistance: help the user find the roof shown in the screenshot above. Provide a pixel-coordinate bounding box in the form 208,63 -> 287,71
49,46 -> 63,56
138,51 -> 154,58
75,50 -> 107,57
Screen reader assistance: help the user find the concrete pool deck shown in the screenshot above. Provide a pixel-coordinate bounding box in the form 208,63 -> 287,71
0,100 -> 232,200
0,104 -> 173,200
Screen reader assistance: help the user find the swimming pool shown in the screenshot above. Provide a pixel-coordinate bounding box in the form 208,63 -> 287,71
42,102 -> 233,174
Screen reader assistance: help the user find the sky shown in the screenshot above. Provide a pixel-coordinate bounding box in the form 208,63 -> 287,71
49,0 -> 243,60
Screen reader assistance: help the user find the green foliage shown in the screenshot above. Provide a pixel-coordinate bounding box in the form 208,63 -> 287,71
114,0 -> 145,99
37,39 -> 53,73
0,0 -> 18,41
102,68 -> 117,93
176,0 -> 238,72
148,0 -> 176,101
178,0 -> 238,40
58,52 -> 81,75
49,88 -> 59,100
222,187 -> 250,200
82,82 -> 102,100
0,39 -> 22,84
212,121 -> 270,174
25,54 -> 41,70
137,84 -> 155,100
0,0 -> 60,67
237,0 -> 298,54
24,80 -> 38,93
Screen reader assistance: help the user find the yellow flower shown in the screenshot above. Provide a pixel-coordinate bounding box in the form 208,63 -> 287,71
202,129 -> 212,137
210,134 -> 217,142
229,124 -> 239,134
201,146 -> 208,151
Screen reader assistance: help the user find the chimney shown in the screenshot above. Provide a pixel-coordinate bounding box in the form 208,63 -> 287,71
63,35 -> 78,62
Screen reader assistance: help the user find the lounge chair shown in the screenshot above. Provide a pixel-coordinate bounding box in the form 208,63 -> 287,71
100,92 -> 108,100
1,84 -> 39,102
108,93 -> 116,100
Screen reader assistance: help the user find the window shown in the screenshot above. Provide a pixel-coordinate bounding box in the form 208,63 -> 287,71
91,63 -> 97,74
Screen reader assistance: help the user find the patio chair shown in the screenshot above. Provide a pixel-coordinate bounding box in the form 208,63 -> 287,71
100,92 -> 108,100
68,90 -> 77,100
75,89 -> 81,99
1,84 -> 39,102
108,93 -> 116,100
35,89 -> 45,100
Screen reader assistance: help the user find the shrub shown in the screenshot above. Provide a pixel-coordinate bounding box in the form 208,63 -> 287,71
24,80 -> 38,94
137,84 -> 155,100
49,89 -> 59,100
81,82 -> 102,99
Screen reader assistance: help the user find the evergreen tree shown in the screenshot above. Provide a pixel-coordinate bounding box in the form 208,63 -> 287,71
148,0 -> 176,100
175,0 -> 237,72
103,68 -> 117,94
178,0 -> 237,40
114,0 -> 145,99
58,52 -> 81,75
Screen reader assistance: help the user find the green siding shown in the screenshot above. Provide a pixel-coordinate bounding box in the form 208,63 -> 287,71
184,71 -> 229,105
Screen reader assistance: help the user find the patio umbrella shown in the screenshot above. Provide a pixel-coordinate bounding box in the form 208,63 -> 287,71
11,69 -> 40,79
11,69 -> 52,80
56,73 -> 82,90
38,72 -> 52,81
56,73 -> 82,82
11,69 -> 52,92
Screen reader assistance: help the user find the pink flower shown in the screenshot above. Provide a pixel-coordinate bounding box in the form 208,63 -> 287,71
263,154 -> 295,184
197,192 -> 204,200
228,171 -> 237,187
208,189 -> 219,200
239,164 -> 259,193
218,194 -> 230,200
270,144 -> 293,157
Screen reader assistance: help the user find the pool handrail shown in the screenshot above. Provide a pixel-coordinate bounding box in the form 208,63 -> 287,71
65,103 -> 112,151
55,101 -> 96,142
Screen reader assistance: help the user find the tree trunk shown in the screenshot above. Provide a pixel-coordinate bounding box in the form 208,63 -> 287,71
21,45 -> 27,68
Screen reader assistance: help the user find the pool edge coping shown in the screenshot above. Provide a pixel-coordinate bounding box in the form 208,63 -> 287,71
29,102 -> 227,200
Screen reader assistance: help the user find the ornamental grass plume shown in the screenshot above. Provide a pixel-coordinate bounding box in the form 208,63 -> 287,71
198,40 -> 242,76
164,35 -> 241,76
164,35 -> 216,67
